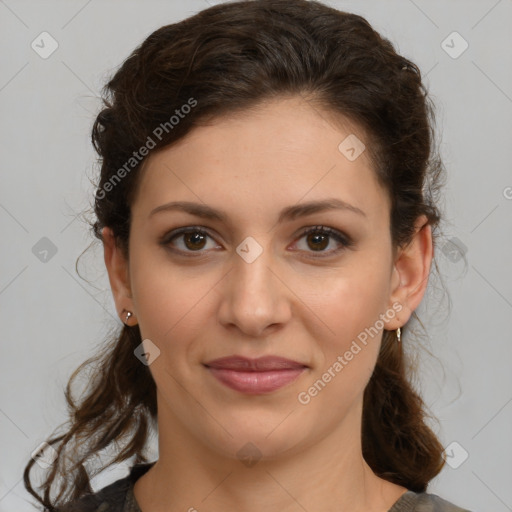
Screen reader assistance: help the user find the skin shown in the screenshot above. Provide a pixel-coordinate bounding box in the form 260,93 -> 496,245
103,96 -> 433,512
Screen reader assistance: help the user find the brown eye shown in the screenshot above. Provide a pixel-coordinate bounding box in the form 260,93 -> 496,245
162,227 -> 219,256
183,231 -> 208,251
161,225 -> 353,259
305,232 -> 329,251
294,226 -> 353,257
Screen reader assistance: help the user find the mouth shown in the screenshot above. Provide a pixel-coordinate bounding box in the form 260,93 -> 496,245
203,355 -> 308,394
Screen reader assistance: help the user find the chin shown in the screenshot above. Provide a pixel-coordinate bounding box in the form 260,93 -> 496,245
199,421 -> 307,464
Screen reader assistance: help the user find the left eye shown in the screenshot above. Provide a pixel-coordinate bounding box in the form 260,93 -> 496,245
293,225 -> 352,256
161,225 -> 352,257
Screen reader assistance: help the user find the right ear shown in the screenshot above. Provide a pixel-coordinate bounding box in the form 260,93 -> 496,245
102,227 -> 135,321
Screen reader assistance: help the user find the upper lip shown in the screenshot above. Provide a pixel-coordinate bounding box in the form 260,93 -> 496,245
204,355 -> 308,371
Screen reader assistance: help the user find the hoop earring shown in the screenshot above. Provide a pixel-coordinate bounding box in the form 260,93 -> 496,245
396,327 -> 401,343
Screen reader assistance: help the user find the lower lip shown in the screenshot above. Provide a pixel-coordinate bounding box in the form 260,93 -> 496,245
206,367 -> 307,394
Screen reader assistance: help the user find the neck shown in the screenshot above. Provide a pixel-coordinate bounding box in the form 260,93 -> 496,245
133,393 -> 408,512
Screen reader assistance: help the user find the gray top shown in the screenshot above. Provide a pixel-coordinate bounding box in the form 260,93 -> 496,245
57,462 -> 474,512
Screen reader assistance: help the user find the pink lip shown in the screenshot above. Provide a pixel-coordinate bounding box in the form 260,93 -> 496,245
204,355 -> 308,394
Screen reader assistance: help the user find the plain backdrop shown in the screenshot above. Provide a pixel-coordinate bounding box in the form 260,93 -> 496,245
1,1 -> 511,511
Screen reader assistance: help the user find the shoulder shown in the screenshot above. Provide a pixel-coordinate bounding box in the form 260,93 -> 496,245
392,490 -> 473,512
414,492 -> 473,512
54,462 -> 155,512
54,476 -> 131,512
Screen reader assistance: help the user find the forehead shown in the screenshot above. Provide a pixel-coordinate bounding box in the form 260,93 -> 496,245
131,96 -> 390,224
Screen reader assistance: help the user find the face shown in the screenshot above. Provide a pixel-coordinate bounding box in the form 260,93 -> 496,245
104,95 -> 431,464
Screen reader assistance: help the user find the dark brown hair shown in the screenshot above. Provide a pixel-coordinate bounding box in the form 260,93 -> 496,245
24,0 -> 447,509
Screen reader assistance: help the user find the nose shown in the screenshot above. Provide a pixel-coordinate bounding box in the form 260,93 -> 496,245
217,241 -> 291,338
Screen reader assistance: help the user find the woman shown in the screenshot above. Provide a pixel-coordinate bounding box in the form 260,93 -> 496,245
23,1 -> 472,510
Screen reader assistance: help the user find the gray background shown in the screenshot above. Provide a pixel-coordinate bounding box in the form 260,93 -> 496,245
1,1 -> 511,511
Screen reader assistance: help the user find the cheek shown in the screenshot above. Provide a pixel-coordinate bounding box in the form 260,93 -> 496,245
315,259 -> 390,333
308,258 -> 391,377
129,247 -> 219,367
300,282 -> 386,412
130,246 -> 182,333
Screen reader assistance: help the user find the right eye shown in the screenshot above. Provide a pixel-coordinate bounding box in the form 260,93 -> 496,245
160,226 -> 221,256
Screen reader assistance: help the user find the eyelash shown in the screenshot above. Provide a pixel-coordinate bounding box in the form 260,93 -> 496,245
160,225 -> 354,259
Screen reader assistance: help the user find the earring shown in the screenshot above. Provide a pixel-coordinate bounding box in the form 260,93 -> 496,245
396,327 -> 401,343
123,310 -> 134,326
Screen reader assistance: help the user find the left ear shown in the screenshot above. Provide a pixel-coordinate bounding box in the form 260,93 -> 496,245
386,215 -> 433,329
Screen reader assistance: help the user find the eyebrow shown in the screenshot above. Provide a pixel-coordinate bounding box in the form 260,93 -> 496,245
149,198 -> 366,223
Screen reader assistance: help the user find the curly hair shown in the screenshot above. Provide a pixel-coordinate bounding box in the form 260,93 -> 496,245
24,1 -> 447,509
